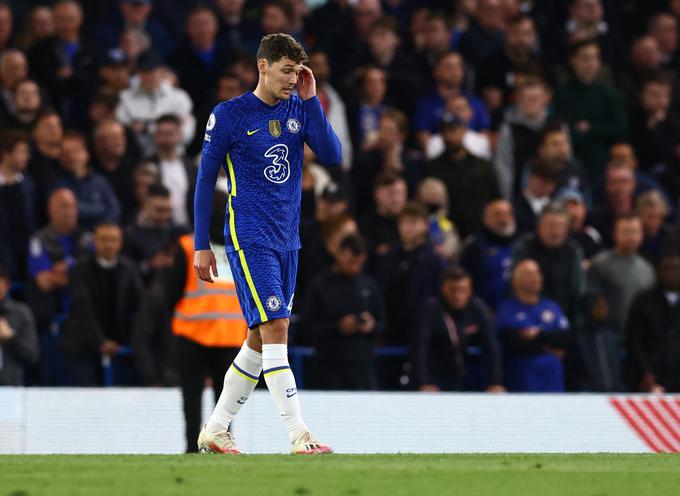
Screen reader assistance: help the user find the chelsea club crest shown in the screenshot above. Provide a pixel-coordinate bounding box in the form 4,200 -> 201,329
286,118 -> 301,133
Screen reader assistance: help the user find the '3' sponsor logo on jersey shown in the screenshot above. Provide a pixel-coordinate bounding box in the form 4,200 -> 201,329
263,144 -> 290,184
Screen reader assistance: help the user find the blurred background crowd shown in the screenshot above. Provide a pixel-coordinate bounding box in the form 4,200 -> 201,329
1,0 -> 680,394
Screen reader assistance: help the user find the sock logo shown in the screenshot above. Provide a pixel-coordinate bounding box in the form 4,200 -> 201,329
286,387 -> 297,398
236,396 -> 248,405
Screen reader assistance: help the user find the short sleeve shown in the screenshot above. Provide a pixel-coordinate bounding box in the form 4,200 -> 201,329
201,103 -> 233,160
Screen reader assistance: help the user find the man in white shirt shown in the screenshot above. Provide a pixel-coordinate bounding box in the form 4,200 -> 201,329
116,50 -> 195,157
148,114 -> 196,228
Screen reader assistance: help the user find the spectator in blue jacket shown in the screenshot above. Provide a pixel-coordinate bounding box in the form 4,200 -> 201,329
497,259 -> 570,392
56,130 -> 121,230
460,199 -> 517,311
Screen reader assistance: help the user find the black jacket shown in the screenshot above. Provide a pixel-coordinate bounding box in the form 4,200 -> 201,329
513,233 -> 584,323
0,298 -> 39,386
375,242 -> 445,345
626,286 -> 680,392
61,254 -> 143,358
301,269 -> 385,363
414,296 -> 502,390
425,152 -> 500,238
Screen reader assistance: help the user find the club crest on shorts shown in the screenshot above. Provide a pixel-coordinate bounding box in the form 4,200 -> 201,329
269,119 -> 282,138
286,118 -> 300,133
266,295 -> 281,311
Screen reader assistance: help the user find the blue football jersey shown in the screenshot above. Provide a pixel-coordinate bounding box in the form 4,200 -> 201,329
196,92 -> 341,252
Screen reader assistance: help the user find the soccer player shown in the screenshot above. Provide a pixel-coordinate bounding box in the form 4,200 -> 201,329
193,34 -> 341,454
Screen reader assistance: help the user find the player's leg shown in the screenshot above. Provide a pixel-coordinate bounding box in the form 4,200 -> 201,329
259,249 -> 332,454
204,329 -> 262,433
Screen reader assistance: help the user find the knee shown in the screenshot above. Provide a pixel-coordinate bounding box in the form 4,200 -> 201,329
259,318 -> 289,344
246,329 -> 263,352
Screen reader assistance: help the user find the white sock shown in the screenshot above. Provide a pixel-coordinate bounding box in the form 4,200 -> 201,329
206,342 -> 262,433
262,343 -> 308,443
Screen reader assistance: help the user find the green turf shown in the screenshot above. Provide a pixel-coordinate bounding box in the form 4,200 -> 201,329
1,454 -> 679,496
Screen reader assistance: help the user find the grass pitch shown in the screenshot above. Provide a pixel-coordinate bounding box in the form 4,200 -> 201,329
1,454 -> 679,496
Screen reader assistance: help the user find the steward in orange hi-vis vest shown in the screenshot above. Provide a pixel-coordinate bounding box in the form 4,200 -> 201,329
172,234 -> 247,347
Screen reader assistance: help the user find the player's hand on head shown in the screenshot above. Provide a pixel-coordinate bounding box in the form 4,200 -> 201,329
194,249 -> 218,283
297,65 -> 316,101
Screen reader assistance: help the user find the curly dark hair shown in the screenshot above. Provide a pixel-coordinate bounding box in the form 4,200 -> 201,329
256,33 -> 308,65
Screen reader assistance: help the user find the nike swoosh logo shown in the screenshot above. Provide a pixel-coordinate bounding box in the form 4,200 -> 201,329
286,392 -> 297,398
246,129 -> 260,136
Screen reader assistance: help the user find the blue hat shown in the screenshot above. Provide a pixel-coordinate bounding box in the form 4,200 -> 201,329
137,50 -> 163,71
556,188 -> 584,204
101,48 -> 129,67
440,112 -> 465,129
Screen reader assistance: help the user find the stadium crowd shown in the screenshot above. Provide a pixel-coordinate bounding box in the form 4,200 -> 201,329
2,0 -> 680,394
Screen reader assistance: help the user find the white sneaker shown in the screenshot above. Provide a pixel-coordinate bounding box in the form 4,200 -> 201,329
197,425 -> 244,454
291,432 -> 333,455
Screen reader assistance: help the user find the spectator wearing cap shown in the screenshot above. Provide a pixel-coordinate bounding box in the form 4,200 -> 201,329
513,202 -> 584,323
0,264 -> 39,386
636,190 -> 672,266
358,172 -> 407,267
587,214 -> 656,332
0,130 -> 36,281
96,0 -> 174,58
495,78 -> 554,201
301,234 -> 385,390
558,188 -> 602,266
352,108 -> 422,216
496,259 -> 571,392
375,202 -> 445,388
424,111 -> 500,239
626,254 -> 680,393
415,267 -> 504,392
123,183 -> 180,284
115,49 -> 195,157
55,131 -> 121,230
514,158 -> 558,236
460,199 -> 517,311
95,48 -> 132,96
424,94 -> 492,161
169,5 -> 232,108
553,39 -> 629,179
27,0 -> 97,127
